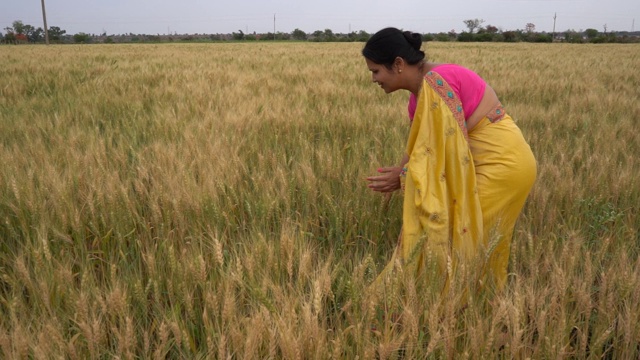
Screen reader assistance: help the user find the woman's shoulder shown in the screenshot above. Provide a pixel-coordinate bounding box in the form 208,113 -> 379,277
432,63 -> 473,73
430,64 -> 484,84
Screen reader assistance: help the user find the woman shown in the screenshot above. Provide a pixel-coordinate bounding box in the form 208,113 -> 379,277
363,27 -> 536,292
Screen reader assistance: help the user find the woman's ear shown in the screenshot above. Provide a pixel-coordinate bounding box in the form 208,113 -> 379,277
394,57 -> 405,73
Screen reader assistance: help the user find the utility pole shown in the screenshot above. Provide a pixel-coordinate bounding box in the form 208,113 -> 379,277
603,24 -> 607,34
40,0 -> 49,44
552,13 -> 557,41
633,19 -> 635,32
273,14 -> 276,40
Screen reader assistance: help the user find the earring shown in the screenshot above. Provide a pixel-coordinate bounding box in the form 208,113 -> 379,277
399,69 -> 402,73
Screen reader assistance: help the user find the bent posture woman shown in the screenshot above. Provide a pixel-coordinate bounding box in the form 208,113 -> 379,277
363,28 -> 536,291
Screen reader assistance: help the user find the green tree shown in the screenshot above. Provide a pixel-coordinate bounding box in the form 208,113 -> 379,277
291,28 -> 307,40
310,30 -> 324,41
525,23 -> 536,33
606,32 -> 619,43
48,26 -> 66,42
73,32 -> 91,43
524,23 -> 537,41
564,30 -> 583,43
356,30 -> 369,41
12,20 -> 26,34
434,32 -> 451,42
463,19 -> 484,34
3,26 -> 16,43
476,25 -> 497,41
475,33 -> 494,42
502,31 -> 520,42
4,32 -> 16,43
585,28 -> 599,40
422,33 -> 434,42
485,25 -> 499,34
531,33 -> 552,43
22,24 -> 34,36
276,32 -> 290,41
323,29 -> 335,41
458,32 -> 474,42
232,30 -> 244,40
24,24 -> 44,43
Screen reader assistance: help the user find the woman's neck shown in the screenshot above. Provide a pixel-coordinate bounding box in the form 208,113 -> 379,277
408,61 -> 432,97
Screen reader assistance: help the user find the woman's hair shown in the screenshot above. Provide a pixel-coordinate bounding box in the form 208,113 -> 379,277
362,27 -> 425,69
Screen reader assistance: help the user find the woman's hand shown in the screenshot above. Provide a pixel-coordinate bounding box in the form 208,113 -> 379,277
366,167 -> 402,193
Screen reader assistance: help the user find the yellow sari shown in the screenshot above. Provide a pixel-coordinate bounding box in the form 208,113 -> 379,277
383,71 -> 536,293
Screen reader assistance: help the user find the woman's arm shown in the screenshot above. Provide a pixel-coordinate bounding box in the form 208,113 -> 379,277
366,153 -> 409,193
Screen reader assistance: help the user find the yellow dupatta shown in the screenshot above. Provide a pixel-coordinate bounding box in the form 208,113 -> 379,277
396,71 -> 485,292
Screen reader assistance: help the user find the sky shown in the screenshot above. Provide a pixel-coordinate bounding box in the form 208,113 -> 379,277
2,0 -> 638,36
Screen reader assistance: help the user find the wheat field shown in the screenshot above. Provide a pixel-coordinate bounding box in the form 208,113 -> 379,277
0,42 -> 639,358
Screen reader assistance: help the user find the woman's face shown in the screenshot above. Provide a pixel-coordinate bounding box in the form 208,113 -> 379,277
365,58 -> 400,94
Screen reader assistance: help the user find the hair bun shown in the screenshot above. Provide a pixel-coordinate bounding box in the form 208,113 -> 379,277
403,31 -> 422,51
363,27 -> 426,66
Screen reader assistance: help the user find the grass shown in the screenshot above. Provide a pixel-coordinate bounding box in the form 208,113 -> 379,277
0,41 -> 639,358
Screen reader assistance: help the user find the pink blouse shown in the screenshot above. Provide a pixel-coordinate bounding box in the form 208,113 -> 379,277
408,64 -> 487,121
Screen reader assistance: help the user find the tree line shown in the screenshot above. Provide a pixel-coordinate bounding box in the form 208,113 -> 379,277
2,18 -> 639,44
2,20 -> 66,44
